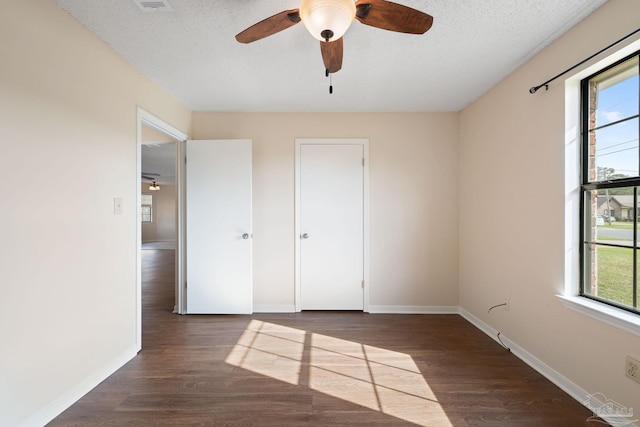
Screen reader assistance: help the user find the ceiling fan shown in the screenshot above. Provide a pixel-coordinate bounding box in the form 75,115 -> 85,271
141,172 -> 160,181
235,0 -> 433,74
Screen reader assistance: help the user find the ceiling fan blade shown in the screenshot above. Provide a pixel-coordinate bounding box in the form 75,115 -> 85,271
354,0 -> 433,34
321,38 -> 343,73
235,9 -> 301,44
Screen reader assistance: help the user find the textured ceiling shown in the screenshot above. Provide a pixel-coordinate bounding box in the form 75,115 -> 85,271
52,0 -> 607,112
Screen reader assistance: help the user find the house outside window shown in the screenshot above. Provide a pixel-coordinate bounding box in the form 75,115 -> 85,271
581,51 -> 639,315
141,194 -> 153,223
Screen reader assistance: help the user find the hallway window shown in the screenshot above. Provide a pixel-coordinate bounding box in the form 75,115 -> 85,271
141,194 -> 153,223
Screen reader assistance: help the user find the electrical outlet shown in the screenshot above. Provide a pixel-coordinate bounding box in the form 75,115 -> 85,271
626,356 -> 640,384
504,298 -> 509,311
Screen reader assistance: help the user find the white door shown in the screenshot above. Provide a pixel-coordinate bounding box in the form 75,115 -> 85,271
186,139 -> 252,314
298,142 -> 365,310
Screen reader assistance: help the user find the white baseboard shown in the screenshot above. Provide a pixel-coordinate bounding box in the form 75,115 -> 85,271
459,308 -> 587,399
253,305 -> 296,313
23,346 -> 138,427
252,305 -> 460,314
459,308 -> 638,427
368,305 -> 459,314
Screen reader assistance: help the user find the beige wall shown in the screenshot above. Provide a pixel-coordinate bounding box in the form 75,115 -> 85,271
141,184 -> 177,243
192,113 -> 460,310
0,1 -> 191,426
459,0 -> 640,415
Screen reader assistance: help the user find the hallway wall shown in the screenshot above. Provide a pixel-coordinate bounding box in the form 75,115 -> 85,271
141,184 -> 177,243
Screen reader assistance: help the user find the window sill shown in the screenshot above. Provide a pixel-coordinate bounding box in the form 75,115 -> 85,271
558,295 -> 640,336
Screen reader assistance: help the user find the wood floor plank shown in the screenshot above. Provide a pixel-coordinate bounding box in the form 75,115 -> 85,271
48,249 -> 608,426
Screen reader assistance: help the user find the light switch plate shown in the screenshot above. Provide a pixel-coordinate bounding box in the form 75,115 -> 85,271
113,198 -> 123,215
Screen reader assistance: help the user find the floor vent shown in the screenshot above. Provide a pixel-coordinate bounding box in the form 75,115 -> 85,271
132,0 -> 174,12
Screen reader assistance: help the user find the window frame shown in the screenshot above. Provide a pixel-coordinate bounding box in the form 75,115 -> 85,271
579,50 -> 640,316
141,204 -> 152,223
141,194 -> 153,223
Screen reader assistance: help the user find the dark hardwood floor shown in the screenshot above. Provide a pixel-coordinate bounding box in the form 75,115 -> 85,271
48,249 -> 606,426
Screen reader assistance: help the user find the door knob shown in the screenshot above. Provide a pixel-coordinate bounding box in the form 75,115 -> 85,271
242,233 -> 250,240
301,233 -> 309,239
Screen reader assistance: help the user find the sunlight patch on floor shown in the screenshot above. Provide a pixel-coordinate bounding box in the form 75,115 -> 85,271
226,321 -> 453,426
225,320 -> 305,385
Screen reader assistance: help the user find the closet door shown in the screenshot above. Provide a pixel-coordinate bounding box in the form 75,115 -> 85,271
298,141 -> 365,310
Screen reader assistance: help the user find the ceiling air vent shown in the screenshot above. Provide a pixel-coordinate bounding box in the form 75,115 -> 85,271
132,0 -> 174,12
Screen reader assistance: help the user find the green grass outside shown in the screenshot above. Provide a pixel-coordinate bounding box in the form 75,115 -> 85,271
599,223 -> 639,230
594,246 -> 635,307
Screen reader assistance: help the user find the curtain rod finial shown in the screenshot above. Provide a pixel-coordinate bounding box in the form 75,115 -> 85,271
529,84 -> 549,94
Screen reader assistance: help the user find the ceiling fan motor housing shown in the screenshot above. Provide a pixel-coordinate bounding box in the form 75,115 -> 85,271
321,29 -> 334,41
299,0 -> 356,41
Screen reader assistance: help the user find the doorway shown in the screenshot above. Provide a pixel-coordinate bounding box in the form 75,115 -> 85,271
141,125 -> 178,308
136,109 -> 188,350
295,138 -> 370,312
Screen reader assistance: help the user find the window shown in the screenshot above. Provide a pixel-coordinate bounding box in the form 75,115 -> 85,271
581,51 -> 640,315
141,194 -> 153,223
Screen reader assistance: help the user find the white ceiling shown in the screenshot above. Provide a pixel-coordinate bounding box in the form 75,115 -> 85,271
52,0 -> 606,112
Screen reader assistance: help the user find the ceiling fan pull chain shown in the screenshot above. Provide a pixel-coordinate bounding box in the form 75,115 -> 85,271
327,69 -> 333,94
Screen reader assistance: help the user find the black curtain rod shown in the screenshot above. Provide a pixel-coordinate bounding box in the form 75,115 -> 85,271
529,27 -> 640,94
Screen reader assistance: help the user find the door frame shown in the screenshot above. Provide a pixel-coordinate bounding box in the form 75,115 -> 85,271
136,108 -> 189,351
294,138 -> 370,312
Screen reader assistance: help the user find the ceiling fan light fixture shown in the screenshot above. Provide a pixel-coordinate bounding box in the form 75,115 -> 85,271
149,181 -> 161,191
299,0 -> 356,42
